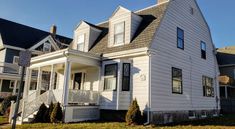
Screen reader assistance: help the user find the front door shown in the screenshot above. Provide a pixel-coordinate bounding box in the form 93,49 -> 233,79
73,73 -> 82,90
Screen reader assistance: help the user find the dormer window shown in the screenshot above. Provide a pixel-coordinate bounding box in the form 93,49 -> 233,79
77,34 -> 85,51
114,22 -> 125,45
43,42 -> 51,52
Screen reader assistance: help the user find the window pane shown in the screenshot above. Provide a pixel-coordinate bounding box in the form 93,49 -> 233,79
78,34 -> 85,44
172,67 -> 182,94
201,42 -> 206,51
177,28 -> 184,39
177,39 -> 184,49
114,34 -> 124,44
104,64 -> 117,90
115,22 -> 124,34
122,63 -> 130,91
202,76 -> 213,97
77,43 -> 84,51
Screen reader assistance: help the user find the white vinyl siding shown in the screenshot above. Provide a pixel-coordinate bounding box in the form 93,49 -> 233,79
150,0 -> 219,111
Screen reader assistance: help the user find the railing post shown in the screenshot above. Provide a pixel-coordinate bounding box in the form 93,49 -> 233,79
36,67 -> 42,96
9,101 -> 15,123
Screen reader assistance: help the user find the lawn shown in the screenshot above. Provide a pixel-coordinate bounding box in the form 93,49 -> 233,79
0,116 -> 8,125
1,115 -> 235,129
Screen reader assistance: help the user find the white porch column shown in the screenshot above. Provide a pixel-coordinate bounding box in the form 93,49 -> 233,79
36,67 -> 42,95
12,80 -> 18,95
225,86 -> 228,99
49,65 -> 55,90
62,61 -> 71,106
23,68 -> 32,98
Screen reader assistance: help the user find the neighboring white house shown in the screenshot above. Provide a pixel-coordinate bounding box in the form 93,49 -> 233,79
10,0 -> 220,124
0,19 -> 72,99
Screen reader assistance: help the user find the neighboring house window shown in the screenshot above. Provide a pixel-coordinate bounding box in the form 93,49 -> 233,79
122,63 -> 130,91
43,42 -> 51,52
114,22 -> 125,45
9,80 -> 15,89
13,56 -> 19,64
77,34 -> 85,51
177,27 -> 184,49
104,64 -> 117,91
172,67 -> 183,94
201,41 -> 206,59
202,76 -> 214,97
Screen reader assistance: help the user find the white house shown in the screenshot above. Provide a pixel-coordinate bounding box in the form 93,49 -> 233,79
10,0 -> 220,124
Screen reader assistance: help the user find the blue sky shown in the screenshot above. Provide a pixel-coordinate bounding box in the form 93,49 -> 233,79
0,0 -> 234,48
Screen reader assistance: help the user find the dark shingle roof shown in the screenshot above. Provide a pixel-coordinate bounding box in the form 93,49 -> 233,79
89,2 -> 169,54
217,46 -> 235,66
0,18 -> 72,49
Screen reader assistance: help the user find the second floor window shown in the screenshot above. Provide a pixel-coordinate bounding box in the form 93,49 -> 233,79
43,42 -> 51,52
104,64 -> 117,91
201,41 -> 206,59
13,56 -> 19,64
202,76 -> 214,97
114,22 -> 125,45
77,34 -> 85,51
172,67 -> 183,94
177,27 -> 184,49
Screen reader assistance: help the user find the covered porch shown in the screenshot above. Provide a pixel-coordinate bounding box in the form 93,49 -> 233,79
10,49 -> 101,123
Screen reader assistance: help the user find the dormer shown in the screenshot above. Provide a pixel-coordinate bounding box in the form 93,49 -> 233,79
72,21 -> 102,52
108,6 -> 142,47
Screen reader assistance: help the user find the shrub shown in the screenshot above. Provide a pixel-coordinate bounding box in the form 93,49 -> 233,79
0,95 -> 17,115
43,102 -> 54,123
34,103 -> 48,123
125,98 -> 142,125
50,102 -> 63,123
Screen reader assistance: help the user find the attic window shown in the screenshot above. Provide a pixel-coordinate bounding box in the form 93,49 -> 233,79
77,34 -> 85,51
43,42 -> 51,52
114,22 -> 125,45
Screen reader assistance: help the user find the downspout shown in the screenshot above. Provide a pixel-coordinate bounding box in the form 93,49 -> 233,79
144,50 -> 151,125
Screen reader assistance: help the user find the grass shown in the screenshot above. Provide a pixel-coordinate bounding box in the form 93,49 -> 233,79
2,115 -> 235,129
0,116 -> 8,125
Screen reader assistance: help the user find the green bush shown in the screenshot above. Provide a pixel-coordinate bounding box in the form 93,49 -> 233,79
50,102 -> 63,123
0,95 -> 17,115
34,103 -> 48,123
43,102 -> 54,123
125,98 -> 142,125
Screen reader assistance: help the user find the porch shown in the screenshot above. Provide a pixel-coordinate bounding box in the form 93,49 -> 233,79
10,49 -> 102,123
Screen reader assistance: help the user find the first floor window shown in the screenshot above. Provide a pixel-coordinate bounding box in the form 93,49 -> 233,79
202,76 -> 214,97
13,56 -> 19,64
172,67 -> 183,94
122,63 -> 130,91
9,80 -> 15,89
104,64 -> 117,91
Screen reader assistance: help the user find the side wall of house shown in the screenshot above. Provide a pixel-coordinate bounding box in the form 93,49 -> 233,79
150,0 -> 219,113
0,49 -> 6,73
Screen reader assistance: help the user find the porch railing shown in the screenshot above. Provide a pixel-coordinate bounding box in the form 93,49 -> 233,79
0,92 -> 12,98
68,90 -> 100,105
0,62 -> 21,74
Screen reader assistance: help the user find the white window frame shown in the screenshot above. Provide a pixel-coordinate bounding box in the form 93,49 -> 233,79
13,56 -> 19,64
114,22 -> 125,46
43,42 -> 51,52
77,34 -> 85,51
104,63 -> 118,91
9,80 -> 15,89
188,111 -> 196,119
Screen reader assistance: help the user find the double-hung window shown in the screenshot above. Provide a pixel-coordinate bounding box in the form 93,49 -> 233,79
122,63 -> 130,91
13,56 -> 19,65
177,27 -> 184,49
77,34 -> 85,51
202,76 -> 214,97
201,41 -> 206,59
114,22 -> 125,45
172,67 -> 183,94
104,64 -> 117,91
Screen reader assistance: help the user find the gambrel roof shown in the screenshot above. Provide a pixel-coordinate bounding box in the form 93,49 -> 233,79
0,18 -> 72,49
89,2 -> 169,54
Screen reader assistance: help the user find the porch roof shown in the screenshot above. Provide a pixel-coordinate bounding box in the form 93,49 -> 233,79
30,48 -> 101,69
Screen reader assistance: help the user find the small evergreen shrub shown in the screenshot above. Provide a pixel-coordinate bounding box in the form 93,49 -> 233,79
50,102 -> 63,123
125,98 -> 142,125
34,103 -> 48,123
43,102 -> 54,123
0,95 -> 17,115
